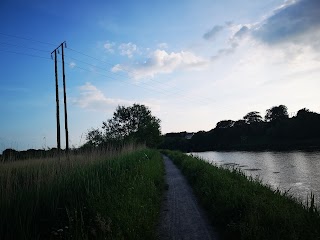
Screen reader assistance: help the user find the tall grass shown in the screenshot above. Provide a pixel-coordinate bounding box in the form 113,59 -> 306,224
163,150 -> 320,240
0,145 -> 164,239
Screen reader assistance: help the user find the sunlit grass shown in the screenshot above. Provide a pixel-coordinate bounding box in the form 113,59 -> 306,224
0,145 -> 164,239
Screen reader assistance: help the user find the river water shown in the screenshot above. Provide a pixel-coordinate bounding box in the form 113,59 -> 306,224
190,151 -> 320,206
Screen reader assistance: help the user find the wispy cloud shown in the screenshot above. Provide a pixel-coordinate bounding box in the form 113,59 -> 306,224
104,41 -> 116,53
69,61 -> 76,68
233,26 -> 250,39
157,42 -> 168,49
211,42 -> 239,61
203,25 -> 224,40
72,82 -> 132,111
112,49 -> 208,79
118,42 -> 138,58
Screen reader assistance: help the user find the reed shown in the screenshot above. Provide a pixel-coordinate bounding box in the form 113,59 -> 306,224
0,145 -> 164,239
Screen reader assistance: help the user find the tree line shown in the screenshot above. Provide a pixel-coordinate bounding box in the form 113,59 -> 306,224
2,104 -> 320,161
0,104 -> 162,162
160,105 -> 320,152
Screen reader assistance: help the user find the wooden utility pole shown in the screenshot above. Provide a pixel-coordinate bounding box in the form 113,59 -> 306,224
51,41 -> 69,157
61,42 -> 69,153
51,49 -> 61,155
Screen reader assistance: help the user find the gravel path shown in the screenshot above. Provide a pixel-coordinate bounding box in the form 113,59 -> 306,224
157,155 -> 219,240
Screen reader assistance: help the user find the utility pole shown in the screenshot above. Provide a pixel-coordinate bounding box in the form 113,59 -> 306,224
51,49 -> 61,156
61,41 -> 69,154
51,41 -> 69,157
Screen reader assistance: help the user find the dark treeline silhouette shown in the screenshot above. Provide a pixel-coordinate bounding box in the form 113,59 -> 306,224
1,104 -> 161,162
0,148 -> 62,162
159,105 -> 320,152
3,105 -> 320,161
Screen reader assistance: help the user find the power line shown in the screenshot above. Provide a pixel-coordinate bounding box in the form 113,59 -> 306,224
0,32 -> 214,105
66,60 -> 207,105
0,49 -> 210,105
0,49 -> 51,60
0,32 -> 56,46
67,47 -> 186,90
66,47 -> 215,104
64,53 -> 211,105
71,63 -> 181,100
0,41 -> 50,52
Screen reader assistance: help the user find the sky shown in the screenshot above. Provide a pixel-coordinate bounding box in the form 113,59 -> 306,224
0,0 -> 320,152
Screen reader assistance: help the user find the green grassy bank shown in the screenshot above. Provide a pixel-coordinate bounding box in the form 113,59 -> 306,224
163,150 -> 320,240
0,147 -> 164,240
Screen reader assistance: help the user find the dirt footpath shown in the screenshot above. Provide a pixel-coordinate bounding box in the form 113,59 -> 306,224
157,155 -> 219,240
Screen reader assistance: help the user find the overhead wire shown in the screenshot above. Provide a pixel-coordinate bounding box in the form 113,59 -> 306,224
67,47 -> 193,92
64,49 -> 212,105
0,32 -> 56,46
66,58 -> 199,105
63,54 -> 177,94
0,41 -> 50,53
63,53 -> 211,105
0,33 -> 213,105
71,63 -> 182,100
0,49 -> 51,60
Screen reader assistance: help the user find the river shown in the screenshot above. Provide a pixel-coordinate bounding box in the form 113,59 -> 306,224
190,151 -> 320,206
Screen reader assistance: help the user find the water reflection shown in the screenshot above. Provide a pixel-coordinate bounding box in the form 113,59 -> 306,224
190,151 -> 320,206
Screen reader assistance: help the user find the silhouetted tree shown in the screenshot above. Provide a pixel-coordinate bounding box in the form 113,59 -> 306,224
216,120 -> 235,128
234,119 -> 247,128
243,111 -> 263,124
265,105 -> 289,122
160,105 -> 320,152
2,148 -> 18,161
296,108 -> 311,118
102,104 -> 161,147
85,128 -> 104,147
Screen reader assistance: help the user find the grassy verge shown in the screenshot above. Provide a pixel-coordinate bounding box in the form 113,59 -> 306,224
0,147 -> 164,239
162,150 -> 320,240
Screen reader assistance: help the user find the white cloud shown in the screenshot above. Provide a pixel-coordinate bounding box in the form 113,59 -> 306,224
208,0 -> 320,61
104,41 -> 116,53
118,42 -> 138,58
69,61 -> 76,68
112,49 -> 208,79
72,82 -> 132,111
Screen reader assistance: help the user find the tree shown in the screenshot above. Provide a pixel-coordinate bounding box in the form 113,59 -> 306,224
216,120 -> 235,129
85,128 -> 104,147
243,111 -> 263,124
102,104 -> 161,147
234,119 -> 246,127
296,108 -> 311,118
265,105 -> 289,122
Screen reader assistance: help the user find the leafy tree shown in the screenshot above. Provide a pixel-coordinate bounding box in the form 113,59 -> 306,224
296,108 -> 311,118
243,111 -> 263,124
85,128 -> 104,147
265,105 -> 289,122
234,120 -> 246,128
216,120 -> 235,129
102,104 -> 161,147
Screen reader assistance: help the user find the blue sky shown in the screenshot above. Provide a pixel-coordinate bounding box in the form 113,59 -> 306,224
1,0 -> 320,151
